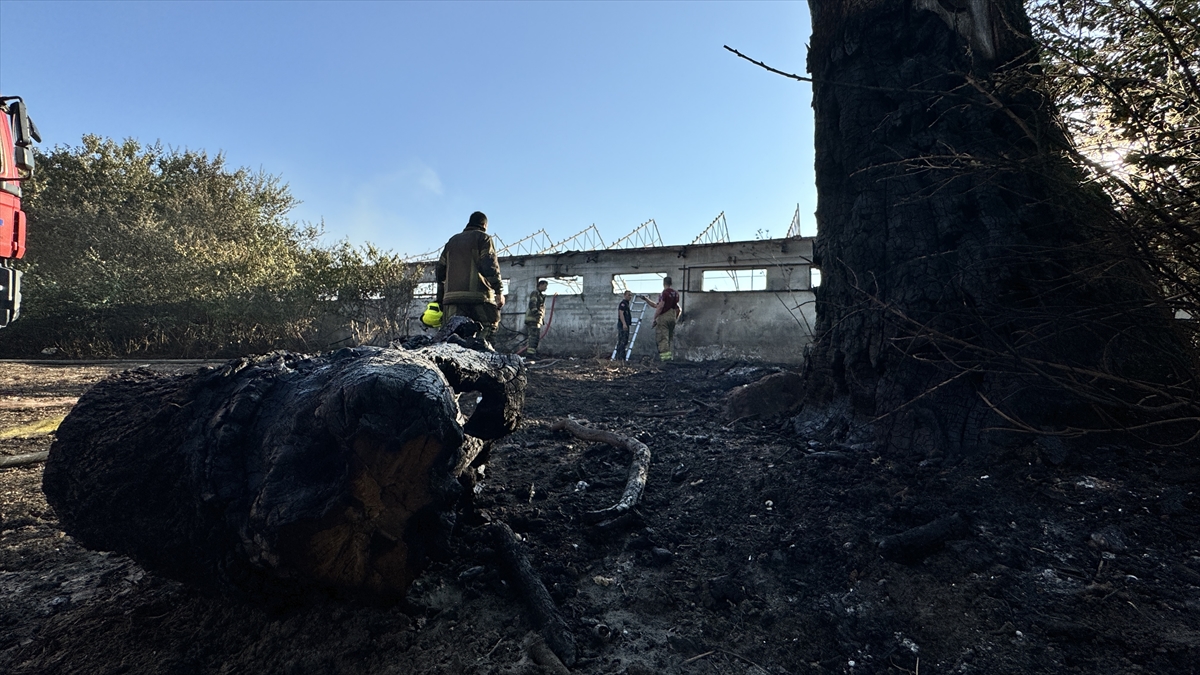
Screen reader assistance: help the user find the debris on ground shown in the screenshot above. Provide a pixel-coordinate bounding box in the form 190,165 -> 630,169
3,359 -> 1200,674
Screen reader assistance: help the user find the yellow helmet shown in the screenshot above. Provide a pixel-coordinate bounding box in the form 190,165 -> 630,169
421,302 -> 443,329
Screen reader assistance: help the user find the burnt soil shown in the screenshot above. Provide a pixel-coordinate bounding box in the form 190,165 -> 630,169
2,358 -> 1200,674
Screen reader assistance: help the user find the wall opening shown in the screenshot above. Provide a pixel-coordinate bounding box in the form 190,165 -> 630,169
701,268 -> 767,291
413,282 -> 437,299
417,280 -> 509,298
612,272 -> 667,294
541,276 -> 583,295
810,268 -> 822,288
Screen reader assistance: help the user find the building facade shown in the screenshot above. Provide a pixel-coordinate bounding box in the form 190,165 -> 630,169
416,236 -> 818,363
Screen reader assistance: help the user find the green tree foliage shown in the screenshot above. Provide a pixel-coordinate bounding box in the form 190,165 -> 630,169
1030,0 -> 1200,336
1,135 -> 422,357
314,241 -> 424,348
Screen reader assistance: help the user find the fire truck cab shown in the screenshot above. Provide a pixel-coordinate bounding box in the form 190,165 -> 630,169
0,96 -> 40,327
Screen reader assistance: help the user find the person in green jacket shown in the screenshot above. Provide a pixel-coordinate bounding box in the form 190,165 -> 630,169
524,279 -> 548,357
436,211 -> 505,340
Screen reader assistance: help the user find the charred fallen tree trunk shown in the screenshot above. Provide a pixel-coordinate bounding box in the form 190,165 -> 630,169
42,343 -> 525,599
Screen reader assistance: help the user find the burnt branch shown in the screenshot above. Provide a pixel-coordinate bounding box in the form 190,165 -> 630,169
549,418 -> 651,527
487,522 -> 577,667
0,451 -> 49,469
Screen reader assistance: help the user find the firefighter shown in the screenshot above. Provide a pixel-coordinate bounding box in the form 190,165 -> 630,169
615,289 -> 633,360
641,276 -> 681,361
435,211 -> 505,341
524,279 -> 548,357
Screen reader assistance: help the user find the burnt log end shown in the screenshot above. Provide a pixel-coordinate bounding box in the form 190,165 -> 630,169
43,345 -> 525,599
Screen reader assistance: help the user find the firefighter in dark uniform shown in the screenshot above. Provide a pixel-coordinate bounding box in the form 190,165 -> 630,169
436,211 -> 505,340
524,279 -> 548,357
615,289 -> 633,360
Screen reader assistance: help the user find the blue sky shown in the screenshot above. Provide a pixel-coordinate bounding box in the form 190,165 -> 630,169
0,1 -> 815,257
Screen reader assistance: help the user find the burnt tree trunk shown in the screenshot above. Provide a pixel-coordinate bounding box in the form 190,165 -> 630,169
799,0 -> 1199,457
42,344 -> 525,599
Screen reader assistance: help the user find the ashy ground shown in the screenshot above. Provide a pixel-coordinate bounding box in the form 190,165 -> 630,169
2,358 -> 1200,674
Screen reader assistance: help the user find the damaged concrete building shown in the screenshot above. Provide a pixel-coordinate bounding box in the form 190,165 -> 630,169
414,226 -> 818,364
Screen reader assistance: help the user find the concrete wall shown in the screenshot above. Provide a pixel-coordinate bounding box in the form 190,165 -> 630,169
415,237 -> 818,364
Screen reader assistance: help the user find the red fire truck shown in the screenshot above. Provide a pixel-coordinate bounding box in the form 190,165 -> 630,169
0,96 -> 40,327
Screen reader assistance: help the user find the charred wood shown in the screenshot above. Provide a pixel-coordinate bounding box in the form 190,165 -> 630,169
42,344 -> 525,599
877,512 -> 970,564
488,521 -> 578,667
550,418 -> 650,527
799,0 -> 1200,454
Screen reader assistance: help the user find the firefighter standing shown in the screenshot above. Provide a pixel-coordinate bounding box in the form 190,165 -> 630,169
642,276 -> 681,361
436,211 -> 505,340
524,279 -> 548,357
615,289 -> 633,360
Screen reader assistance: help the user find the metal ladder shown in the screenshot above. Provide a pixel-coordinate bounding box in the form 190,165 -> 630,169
611,298 -> 648,360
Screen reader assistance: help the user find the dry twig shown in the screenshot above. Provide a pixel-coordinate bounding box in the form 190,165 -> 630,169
550,418 -> 651,527
0,451 -> 49,469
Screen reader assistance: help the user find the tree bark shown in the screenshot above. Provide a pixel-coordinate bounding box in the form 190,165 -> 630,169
800,0 -> 1199,456
42,344 -> 525,599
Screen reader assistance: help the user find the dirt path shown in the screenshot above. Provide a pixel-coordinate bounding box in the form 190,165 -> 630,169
2,359 -> 1199,674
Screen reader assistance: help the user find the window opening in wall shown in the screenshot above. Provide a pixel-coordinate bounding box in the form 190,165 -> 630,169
810,268 -> 822,288
414,282 -> 438,298
701,268 -> 767,292
612,272 -> 667,294
541,276 -> 583,295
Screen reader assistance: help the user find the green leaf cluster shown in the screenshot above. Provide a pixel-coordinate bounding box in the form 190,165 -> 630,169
1,135 -> 422,357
